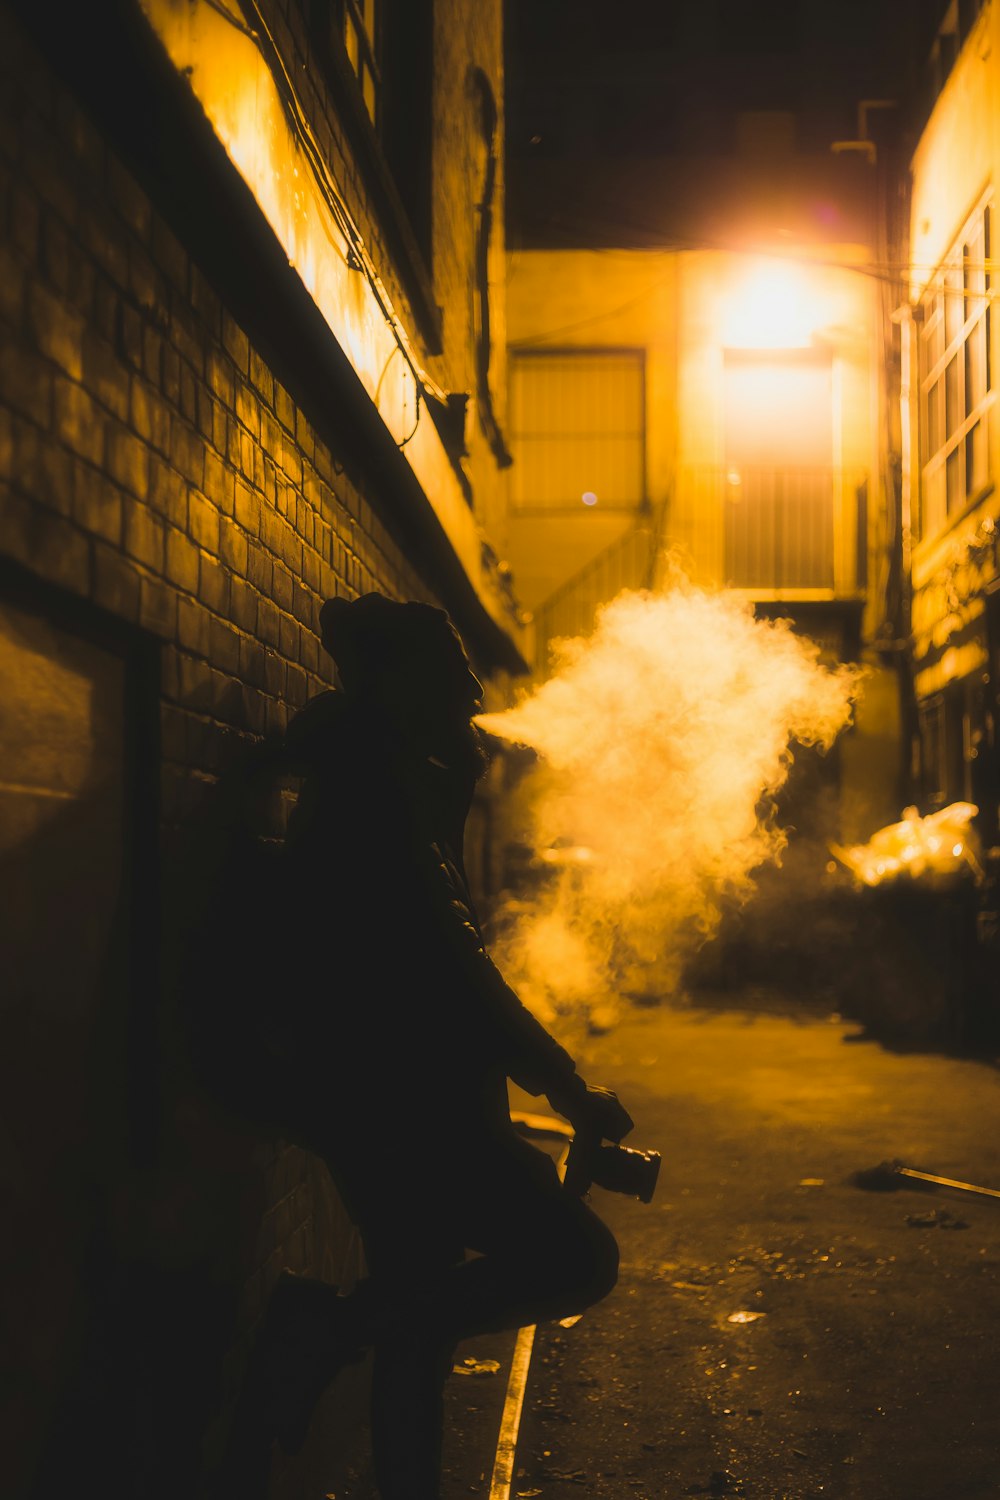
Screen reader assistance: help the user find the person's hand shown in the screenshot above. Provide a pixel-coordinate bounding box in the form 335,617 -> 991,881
548,1079 -> 634,1143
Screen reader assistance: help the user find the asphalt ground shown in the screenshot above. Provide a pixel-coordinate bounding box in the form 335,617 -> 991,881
293,994 -> 1000,1499
491,999 -> 1000,1500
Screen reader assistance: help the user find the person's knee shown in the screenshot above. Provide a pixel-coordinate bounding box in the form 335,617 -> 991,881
540,1209 -> 618,1312
576,1214 -> 619,1306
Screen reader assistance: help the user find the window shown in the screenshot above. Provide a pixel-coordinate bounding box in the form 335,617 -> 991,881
339,0 -> 380,127
314,0 -> 434,274
918,193 -> 993,538
508,351 -> 646,512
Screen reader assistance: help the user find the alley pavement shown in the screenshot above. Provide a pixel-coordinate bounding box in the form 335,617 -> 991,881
306,994 -> 1000,1498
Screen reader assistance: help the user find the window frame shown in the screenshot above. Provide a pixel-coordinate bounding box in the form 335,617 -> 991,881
918,189 -> 994,540
309,0 -> 441,355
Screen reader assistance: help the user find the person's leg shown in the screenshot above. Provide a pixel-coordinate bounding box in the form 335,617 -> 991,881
358,1133 -> 619,1498
436,1132 -> 620,1337
361,1225 -> 464,1500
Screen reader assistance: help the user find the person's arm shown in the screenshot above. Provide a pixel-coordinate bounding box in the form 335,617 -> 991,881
423,849 -> 633,1139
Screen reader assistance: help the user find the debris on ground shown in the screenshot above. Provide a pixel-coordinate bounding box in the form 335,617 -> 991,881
453,1357 -> 502,1376
684,1470 -> 745,1495
904,1208 -> 969,1230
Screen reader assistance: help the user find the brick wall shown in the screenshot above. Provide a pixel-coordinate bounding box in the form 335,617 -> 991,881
0,0 -> 510,1491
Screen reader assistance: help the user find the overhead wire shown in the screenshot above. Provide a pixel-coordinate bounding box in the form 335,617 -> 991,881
199,0 -> 449,447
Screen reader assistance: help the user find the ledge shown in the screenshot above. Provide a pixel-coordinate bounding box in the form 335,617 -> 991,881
13,0 -> 527,674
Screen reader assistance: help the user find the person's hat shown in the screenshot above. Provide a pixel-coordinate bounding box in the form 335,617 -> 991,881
319,593 -> 465,695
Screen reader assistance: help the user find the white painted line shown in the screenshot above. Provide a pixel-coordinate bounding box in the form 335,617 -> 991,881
488,1142 -> 571,1500
488,1322 -> 537,1500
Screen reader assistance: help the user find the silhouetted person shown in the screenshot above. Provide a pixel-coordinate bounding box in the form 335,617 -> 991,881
230,593 -> 631,1499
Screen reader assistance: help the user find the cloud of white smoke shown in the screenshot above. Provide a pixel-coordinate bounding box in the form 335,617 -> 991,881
476,577 -> 860,1021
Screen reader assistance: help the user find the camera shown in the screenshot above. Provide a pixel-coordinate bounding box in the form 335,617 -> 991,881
564,1132 -> 661,1204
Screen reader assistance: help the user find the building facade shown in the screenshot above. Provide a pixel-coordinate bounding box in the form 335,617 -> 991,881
901,0 -> 1000,841
506,236 -> 902,844
0,0 -> 520,1492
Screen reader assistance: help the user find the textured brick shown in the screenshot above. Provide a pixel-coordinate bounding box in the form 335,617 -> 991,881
238,428 -> 255,480
199,552 -> 230,613
128,244 -> 162,310
278,611 -> 299,659
151,213 -> 187,293
82,330 -> 129,420
140,573 -> 177,637
209,615 -> 241,676
160,704 -> 187,762
124,501 -> 164,570
203,447 -> 235,515
189,266 -> 221,337
178,652 -> 214,712
219,515 -> 249,575
2,334 -> 52,431
263,649 -> 286,698
9,416 -> 70,515
0,406 -> 11,479
91,538 -> 140,620
53,376 -> 102,463
118,303 -> 143,371
234,477 -> 262,537
188,489 -> 219,554
246,539 -> 272,593
106,422 -> 149,499
0,242 -> 25,327
294,407 -> 314,463
261,503 -> 290,560
239,632 -> 267,690
272,560 -> 293,612
177,593 -> 212,656
275,382 -> 295,434
32,509 -> 89,593
83,205 -> 129,285
257,595 -> 280,649
165,525 -> 200,593
260,409 -> 283,465
211,399 -> 228,459
142,324 -> 162,385
73,459 -> 122,543
0,488 -> 37,571
229,574 -> 257,633
286,661 -> 307,708
148,454 -> 186,521
27,279 -> 84,379
39,206 -> 70,295
10,182 -> 40,262
178,361 -> 196,424
130,378 -> 170,454
249,347 -> 274,406
235,381 -> 259,440
222,313 -> 249,375
172,308 -> 203,373
170,418 -> 204,487
196,386 -> 215,443
161,343 -> 181,407
160,644 -> 181,703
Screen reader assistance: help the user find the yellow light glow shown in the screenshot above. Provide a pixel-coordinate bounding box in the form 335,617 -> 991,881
722,260 -> 818,349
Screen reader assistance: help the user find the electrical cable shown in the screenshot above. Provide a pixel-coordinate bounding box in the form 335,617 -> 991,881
234,0 -> 450,405
195,0 -> 452,443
